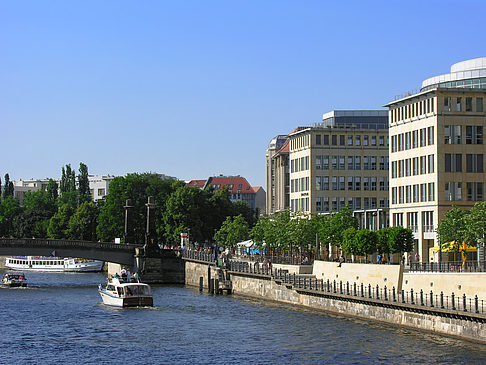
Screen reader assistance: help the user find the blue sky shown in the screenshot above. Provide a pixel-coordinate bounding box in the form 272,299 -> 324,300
1,1 -> 485,187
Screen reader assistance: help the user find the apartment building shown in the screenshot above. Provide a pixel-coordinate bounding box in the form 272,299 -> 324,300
266,134 -> 291,215
276,110 -> 390,230
385,57 -> 486,262
187,175 -> 265,212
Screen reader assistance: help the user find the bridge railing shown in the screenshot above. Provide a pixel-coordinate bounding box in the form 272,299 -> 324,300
0,237 -> 141,251
181,249 -> 216,263
227,260 -> 486,316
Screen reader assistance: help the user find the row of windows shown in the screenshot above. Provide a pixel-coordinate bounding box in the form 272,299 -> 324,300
290,134 -> 310,151
445,154 -> 483,173
290,156 -> 310,173
392,183 -> 435,204
443,97 -> 484,112
315,197 -> 389,212
290,177 -> 310,193
316,176 -> 388,191
315,134 -> 387,147
392,211 -> 434,233
445,182 -> 484,201
291,197 -> 310,212
391,155 -> 434,178
391,127 -> 434,152
444,125 -> 483,144
316,155 -> 389,170
391,97 -> 435,123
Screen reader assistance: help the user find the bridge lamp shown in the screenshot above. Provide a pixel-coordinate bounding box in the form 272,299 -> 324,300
124,199 -> 134,245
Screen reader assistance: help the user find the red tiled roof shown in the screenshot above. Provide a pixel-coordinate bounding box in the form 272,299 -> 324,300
288,126 -> 309,135
186,180 -> 206,188
206,176 -> 253,194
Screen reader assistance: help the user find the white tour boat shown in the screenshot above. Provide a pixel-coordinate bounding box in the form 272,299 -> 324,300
98,276 -> 153,307
5,256 -> 103,272
1,272 -> 27,287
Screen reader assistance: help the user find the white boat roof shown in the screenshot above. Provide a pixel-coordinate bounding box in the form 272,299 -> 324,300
110,277 -> 150,287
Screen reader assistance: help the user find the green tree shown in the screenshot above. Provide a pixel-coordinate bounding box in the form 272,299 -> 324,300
288,213 -> 317,259
388,226 -> 414,255
78,162 -> 90,204
214,214 -> 249,249
161,185 -> 213,245
376,227 -> 391,256
46,179 -> 59,206
354,229 -> 378,258
436,207 -> 468,245
316,206 -> 358,249
3,174 -> 14,200
0,197 -> 21,237
47,204 -> 75,239
13,190 -> 57,238
67,201 -> 99,241
97,173 -> 183,244
341,227 -> 359,256
463,201 -> 486,260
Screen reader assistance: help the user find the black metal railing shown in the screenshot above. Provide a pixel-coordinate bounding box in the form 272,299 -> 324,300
181,249 -> 216,263
246,255 -> 313,265
227,260 -> 486,315
410,261 -> 486,273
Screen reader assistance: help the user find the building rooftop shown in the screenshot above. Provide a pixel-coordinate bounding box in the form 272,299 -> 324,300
421,57 -> 486,91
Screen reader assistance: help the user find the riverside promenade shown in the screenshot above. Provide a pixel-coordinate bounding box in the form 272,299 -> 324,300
182,250 -> 486,343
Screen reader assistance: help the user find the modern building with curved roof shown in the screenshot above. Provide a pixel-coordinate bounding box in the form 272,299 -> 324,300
386,58 -> 486,264
421,57 -> 486,91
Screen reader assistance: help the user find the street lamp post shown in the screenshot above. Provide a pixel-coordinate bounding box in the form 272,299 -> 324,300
145,196 -> 156,247
123,199 -> 133,245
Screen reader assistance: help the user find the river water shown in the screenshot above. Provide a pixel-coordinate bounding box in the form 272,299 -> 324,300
1,271 -> 486,364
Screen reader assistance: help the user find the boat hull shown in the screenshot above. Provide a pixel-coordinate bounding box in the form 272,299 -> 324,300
98,290 -> 153,307
6,257 -> 103,272
1,282 -> 27,288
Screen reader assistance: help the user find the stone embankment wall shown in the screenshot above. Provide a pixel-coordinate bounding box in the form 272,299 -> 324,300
272,263 -> 312,275
403,272 -> 486,300
230,271 -> 486,343
313,260 -> 403,290
185,260 -> 214,288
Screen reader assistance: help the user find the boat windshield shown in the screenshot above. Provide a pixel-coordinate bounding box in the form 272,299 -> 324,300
125,285 -> 150,296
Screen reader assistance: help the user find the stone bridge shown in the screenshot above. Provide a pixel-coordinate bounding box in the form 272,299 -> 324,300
0,238 -> 185,284
0,238 -> 142,266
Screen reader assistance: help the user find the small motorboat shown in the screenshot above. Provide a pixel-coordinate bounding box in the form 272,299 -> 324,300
98,276 -> 153,307
1,272 -> 27,288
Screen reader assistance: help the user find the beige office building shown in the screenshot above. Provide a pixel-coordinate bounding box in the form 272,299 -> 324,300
385,57 -> 486,262
266,134 -> 291,215
284,111 -> 389,230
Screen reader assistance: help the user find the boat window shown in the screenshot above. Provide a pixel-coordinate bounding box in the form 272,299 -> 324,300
117,287 -> 124,297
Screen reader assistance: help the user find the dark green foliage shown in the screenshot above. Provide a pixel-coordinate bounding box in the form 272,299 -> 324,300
214,214 -> 249,248
341,228 -> 377,257
47,204 -> 75,239
315,206 -> 358,248
67,201 -> 99,241
0,197 -> 21,237
97,173 -> 183,244
436,207 -> 468,245
3,174 -> 14,200
388,226 -> 414,254
78,163 -> 90,204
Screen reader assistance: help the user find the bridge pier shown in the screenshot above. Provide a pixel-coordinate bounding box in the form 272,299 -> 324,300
136,248 -> 185,284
